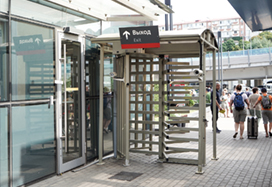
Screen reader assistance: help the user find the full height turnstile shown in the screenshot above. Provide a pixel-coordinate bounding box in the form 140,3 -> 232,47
91,29 -> 218,174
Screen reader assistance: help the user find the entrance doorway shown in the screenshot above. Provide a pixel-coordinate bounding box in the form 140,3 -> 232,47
56,32 -> 85,174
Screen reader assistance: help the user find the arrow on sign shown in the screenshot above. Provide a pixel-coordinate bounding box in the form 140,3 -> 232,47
35,38 -> 41,45
123,31 -> 130,40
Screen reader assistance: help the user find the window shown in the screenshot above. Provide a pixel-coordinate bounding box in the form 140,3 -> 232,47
11,20 -> 55,101
0,107 -> 8,187
12,104 -> 55,187
0,18 -> 8,102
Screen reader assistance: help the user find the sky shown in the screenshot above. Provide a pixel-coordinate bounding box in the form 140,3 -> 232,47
154,0 -> 240,25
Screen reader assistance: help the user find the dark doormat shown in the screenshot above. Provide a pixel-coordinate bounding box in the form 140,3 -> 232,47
109,171 -> 143,181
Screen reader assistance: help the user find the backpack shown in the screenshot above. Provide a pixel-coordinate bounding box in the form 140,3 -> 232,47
234,92 -> 244,111
261,95 -> 272,109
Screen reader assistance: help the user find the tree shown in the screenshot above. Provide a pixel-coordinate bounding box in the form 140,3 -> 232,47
259,31 -> 272,41
238,39 -> 250,50
222,39 -> 239,52
251,37 -> 263,49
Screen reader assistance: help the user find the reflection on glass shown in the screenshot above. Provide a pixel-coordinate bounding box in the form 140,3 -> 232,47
11,20 -> 54,101
61,40 -> 82,163
85,39 -> 99,161
0,19 -> 8,101
0,107 -> 8,187
12,104 -> 55,187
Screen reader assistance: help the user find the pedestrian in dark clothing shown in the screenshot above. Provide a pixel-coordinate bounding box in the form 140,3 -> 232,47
211,82 -> 223,133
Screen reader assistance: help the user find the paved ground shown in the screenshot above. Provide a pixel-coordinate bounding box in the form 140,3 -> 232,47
31,110 -> 272,187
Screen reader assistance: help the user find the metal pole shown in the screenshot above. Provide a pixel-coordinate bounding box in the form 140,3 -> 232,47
165,0 -> 169,31
217,32 -> 221,86
220,37 -> 223,90
98,45 -> 104,165
196,41 -> 205,174
212,49 -> 218,161
124,54 -> 130,166
165,14 -> 169,31
169,5 -> 173,31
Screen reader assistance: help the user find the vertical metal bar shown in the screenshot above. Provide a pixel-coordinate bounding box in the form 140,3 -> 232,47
165,14 -> 168,31
8,0 -> 12,185
113,60 -> 117,158
217,32 -> 221,84
64,44 -> 67,153
220,37 -> 223,89
158,56 -> 164,159
228,51 -> 230,68
212,49 -> 218,160
55,30 -> 62,174
169,5 -> 173,31
269,47 -> 271,65
81,38 -> 86,161
202,45 -> 207,166
247,49 -> 250,66
135,59 -> 138,148
124,55 -> 130,166
98,45 -> 104,164
196,41 -> 204,174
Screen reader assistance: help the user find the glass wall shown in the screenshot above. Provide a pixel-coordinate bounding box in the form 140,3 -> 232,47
12,104 -> 55,187
103,57 -> 114,155
0,17 -> 8,101
85,39 -> 99,161
11,20 -> 55,101
0,0 -> 8,13
85,39 -> 114,161
0,107 -> 8,187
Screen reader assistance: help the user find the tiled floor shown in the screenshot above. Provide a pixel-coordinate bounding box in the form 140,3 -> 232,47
31,110 -> 272,187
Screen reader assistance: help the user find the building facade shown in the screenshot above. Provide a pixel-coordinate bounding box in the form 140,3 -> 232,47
160,17 -> 259,40
0,0 -> 166,186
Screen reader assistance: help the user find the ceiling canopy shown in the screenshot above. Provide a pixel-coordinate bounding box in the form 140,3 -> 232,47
228,0 -> 272,31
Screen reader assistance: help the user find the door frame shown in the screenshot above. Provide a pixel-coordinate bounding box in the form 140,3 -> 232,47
55,29 -> 86,174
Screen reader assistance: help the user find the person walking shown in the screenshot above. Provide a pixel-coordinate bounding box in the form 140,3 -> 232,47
245,87 -> 252,98
229,84 -> 250,139
220,91 -> 230,118
206,88 -> 211,104
253,87 -> 272,137
211,82 -> 222,133
248,87 -> 262,124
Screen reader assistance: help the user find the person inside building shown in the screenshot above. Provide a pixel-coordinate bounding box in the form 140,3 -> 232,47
253,87 -> 272,137
248,87 -> 262,124
211,82 -> 222,133
229,84 -> 250,139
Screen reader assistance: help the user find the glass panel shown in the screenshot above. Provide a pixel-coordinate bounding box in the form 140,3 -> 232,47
61,40 -> 82,163
0,107 -> 8,187
12,104 -> 55,187
0,17 -> 8,101
11,20 -> 55,101
103,57 -> 114,155
85,38 -> 99,161
0,0 -> 8,13
11,0 -> 99,27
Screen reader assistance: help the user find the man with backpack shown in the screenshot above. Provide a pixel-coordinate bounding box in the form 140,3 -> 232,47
229,84 -> 250,139
253,88 -> 272,137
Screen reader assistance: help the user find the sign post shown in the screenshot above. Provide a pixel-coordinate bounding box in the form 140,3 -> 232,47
119,26 -> 160,49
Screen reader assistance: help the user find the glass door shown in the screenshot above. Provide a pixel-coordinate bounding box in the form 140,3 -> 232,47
56,32 -> 85,174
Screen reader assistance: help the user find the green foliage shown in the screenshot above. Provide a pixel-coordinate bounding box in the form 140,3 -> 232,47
222,39 -> 237,52
238,40 -> 250,50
